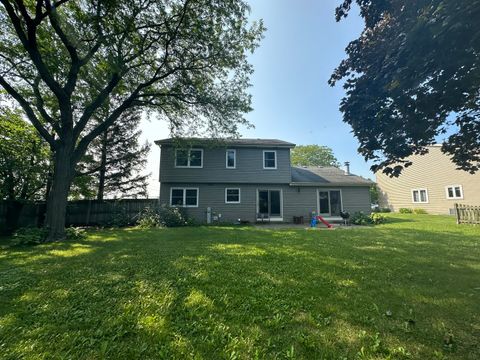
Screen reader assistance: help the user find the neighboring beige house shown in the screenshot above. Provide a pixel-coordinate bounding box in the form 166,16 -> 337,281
376,145 -> 480,214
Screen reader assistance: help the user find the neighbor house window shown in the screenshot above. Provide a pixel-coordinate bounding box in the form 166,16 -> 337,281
411,188 -> 428,203
175,149 -> 203,168
226,149 -> 236,168
170,188 -> 199,207
263,150 -> 277,169
446,185 -> 463,199
225,188 -> 240,203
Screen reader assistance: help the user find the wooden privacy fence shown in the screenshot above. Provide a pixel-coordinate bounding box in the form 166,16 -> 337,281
66,199 -> 159,226
0,199 -> 159,233
455,203 -> 480,225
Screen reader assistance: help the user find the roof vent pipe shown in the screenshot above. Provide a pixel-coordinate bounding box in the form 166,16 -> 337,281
344,161 -> 350,175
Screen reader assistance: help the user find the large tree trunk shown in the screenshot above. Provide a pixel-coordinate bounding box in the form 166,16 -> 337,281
96,130 -> 108,201
44,144 -> 75,241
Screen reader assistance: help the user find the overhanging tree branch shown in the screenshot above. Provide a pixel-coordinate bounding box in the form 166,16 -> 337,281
32,76 -> 61,133
0,74 -> 55,147
1,0 -> 67,101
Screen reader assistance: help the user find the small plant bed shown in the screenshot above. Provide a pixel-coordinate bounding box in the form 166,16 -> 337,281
0,214 -> 479,359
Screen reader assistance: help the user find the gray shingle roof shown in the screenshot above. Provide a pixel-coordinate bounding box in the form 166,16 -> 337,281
154,138 -> 295,148
291,166 -> 373,186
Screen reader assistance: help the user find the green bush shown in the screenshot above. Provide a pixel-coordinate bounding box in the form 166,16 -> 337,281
65,227 -> 87,240
370,213 -> 387,224
350,211 -> 373,225
159,205 -> 191,227
12,227 -> 48,245
135,205 -> 193,228
413,208 -> 428,214
350,212 -> 387,225
399,208 -> 413,214
136,207 -> 162,228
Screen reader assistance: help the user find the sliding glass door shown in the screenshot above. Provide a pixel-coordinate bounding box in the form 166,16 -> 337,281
318,190 -> 342,216
258,190 -> 282,218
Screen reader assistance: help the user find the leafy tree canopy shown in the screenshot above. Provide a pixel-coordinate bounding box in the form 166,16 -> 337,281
0,0 -> 264,239
330,0 -> 480,176
0,104 -> 49,200
291,145 -> 340,167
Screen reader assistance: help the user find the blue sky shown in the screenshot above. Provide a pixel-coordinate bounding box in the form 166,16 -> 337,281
141,0 -> 366,196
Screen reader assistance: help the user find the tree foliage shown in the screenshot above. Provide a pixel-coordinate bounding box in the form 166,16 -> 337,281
369,184 -> 379,205
291,145 -> 340,167
0,105 -> 49,200
330,0 -> 480,176
0,0 -> 264,239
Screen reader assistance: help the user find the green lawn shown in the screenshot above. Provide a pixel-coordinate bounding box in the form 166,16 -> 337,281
0,215 -> 479,359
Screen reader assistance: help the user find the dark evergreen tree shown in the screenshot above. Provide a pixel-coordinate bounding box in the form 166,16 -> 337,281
75,109 -> 150,200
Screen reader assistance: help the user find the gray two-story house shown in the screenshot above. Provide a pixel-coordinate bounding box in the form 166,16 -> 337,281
155,138 -> 372,223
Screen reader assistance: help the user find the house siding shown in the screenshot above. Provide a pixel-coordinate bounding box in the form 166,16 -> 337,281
376,146 -> 480,214
160,183 -> 371,223
159,146 -> 292,184
341,187 -> 372,213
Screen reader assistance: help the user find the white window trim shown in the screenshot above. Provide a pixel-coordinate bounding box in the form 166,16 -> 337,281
263,150 -> 277,170
316,189 -> 344,216
174,148 -> 204,168
170,187 -> 199,208
411,188 -> 429,203
445,185 -> 463,200
226,149 -> 236,169
225,188 -> 241,204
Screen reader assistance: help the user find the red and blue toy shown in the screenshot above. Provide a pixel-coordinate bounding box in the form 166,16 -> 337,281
310,211 -> 334,228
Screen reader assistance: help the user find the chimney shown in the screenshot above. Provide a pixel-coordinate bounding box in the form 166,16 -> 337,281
344,161 -> 350,175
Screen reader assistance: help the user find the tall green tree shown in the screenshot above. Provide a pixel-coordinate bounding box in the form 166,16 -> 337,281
330,0 -> 480,176
0,106 -> 49,201
76,109 -> 150,200
0,0 -> 264,240
369,184 -> 379,205
291,145 -> 340,167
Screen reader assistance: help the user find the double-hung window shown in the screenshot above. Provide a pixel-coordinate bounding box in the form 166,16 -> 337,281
175,149 -> 203,168
411,188 -> 428,203
226,149 -> 236,168
263,150 -> 277,169
445,185 -> 463,199
225,188 -> 241,203
170,188 -> 199,207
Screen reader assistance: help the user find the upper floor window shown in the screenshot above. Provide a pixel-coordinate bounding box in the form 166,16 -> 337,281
175,149 -> 203,168
411,188 -> 428,203
226,149 -> 236,169
263,150 -> 277,169
446,185 -> 463,199
170,188 -> 199,207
